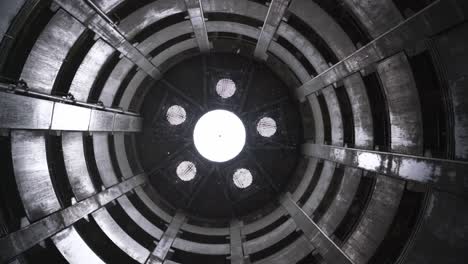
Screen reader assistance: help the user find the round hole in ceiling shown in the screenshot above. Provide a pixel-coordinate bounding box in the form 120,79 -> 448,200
166,105 -> 186,125
216,78 -> 236,99
138,53 -> 301,219
193,109 -> 246,162
176,161 -> 197,181
257,117 -> 277,137
233,168 -> 253,189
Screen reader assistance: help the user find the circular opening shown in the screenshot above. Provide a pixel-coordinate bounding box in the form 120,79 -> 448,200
166,105 -> 186,125
257,117 -> 277,137
233,168 -> 253,188
176,161 -> 196,181
216,78 -> 236,98
193,110 -> 246,162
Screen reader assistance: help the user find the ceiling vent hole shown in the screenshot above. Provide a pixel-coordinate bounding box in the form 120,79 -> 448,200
166,105 -> 186,125
216,78 -> 236,99
257,117 -> 277,137
233,168 -> 253,189
176,161 -> 196,181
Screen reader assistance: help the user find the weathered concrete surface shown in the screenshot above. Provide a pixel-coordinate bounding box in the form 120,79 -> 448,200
376,52 -> 423,155
296,0 -> 468,100
54,0 -> 161,78
20,10 -> 85,93
303,143 -> 468,197
254,0 -> 289,60
0,175 -> 146,262
432,22 -> 468,161
184,0 -> 210,52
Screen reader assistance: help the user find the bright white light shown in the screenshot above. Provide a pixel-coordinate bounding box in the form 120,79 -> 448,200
233,168 -> 253,188
176,161 -> 196,181
193,110 -> 246,162
166,105 -> 186,125
216,78 -> 236,98
257,117 -> 277,137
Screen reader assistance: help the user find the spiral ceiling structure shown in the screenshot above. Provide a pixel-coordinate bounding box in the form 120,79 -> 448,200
0,0 -> 467,263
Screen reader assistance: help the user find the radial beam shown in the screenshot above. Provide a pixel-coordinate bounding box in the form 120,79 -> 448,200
296,0 -> 467,100
254,0 -> 290,60
147,211 -> 186,263
164,261 -> 181,264
0,91 -> 142,132
229,220 -> 247,264
0,174 -> 147,263
53,0 -> 161,79
280,193 -> 353,264
302,143 -> 468,197
184,0 -> 211,52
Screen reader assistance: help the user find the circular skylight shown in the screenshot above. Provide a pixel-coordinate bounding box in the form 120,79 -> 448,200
216,78 -> 236,98
233,168 -> 253,188
166,105 -> 186,125
176,161 -> 196,181
257,117 -> 277,137
193,110 -> 246,162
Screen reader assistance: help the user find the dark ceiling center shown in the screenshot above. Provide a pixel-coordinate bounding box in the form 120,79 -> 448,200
137,52 -> 302,220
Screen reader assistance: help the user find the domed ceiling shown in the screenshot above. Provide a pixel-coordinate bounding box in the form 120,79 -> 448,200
137,53 -> 301,219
